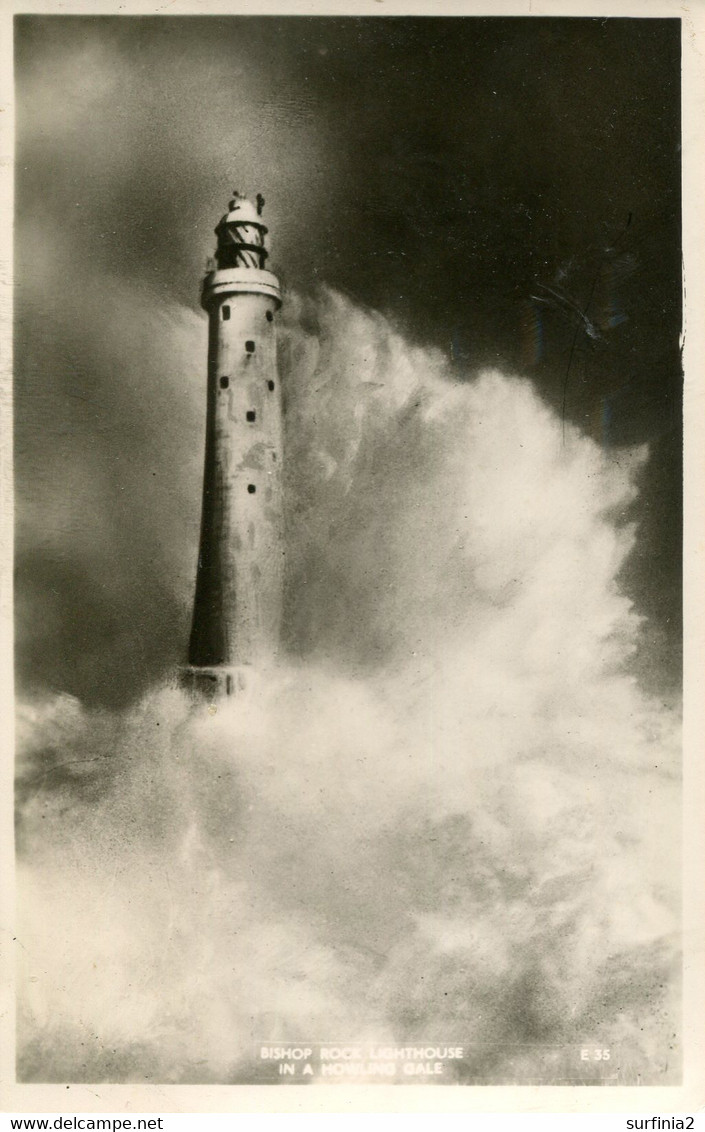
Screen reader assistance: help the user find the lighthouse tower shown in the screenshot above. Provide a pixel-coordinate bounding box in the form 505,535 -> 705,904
181,192 -> 283,699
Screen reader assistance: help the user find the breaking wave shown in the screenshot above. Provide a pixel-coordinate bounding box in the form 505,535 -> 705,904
15,288 -> 680,1084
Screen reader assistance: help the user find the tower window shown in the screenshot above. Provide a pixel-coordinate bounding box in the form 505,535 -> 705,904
246,410 -> 256,422
267,380 -> 275,391
245,340 -> 255,354
222,305 -> 231,321
220,376 -> 229,389
266,310 -> 274,322
247,483 -> 256,494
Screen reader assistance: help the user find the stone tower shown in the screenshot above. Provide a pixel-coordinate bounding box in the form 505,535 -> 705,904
181,192 -> 283,698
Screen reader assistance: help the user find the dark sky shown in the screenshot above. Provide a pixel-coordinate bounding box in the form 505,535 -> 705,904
14,16 -> 682,704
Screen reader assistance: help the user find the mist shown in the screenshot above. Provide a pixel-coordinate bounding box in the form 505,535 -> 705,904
15,285 -> 681,1084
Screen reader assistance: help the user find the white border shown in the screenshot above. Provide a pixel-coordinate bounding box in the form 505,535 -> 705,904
1,0 -> 702,1116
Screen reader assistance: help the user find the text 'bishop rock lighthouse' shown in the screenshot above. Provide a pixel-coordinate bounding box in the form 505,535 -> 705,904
181,192 -> 284,699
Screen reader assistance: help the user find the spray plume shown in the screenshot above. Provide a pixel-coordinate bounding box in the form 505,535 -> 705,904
15,285 -> 680,1084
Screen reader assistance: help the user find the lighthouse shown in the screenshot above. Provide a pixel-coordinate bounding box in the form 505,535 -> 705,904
181,192 -> 283,699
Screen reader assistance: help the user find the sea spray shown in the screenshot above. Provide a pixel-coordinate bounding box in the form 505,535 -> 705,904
16,288 -> 680,1083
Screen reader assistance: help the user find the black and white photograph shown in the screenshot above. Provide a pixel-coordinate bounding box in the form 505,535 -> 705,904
3,1 -> 703,1108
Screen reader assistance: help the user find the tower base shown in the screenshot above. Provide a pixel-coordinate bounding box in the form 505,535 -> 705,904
178,665 -> 248,701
